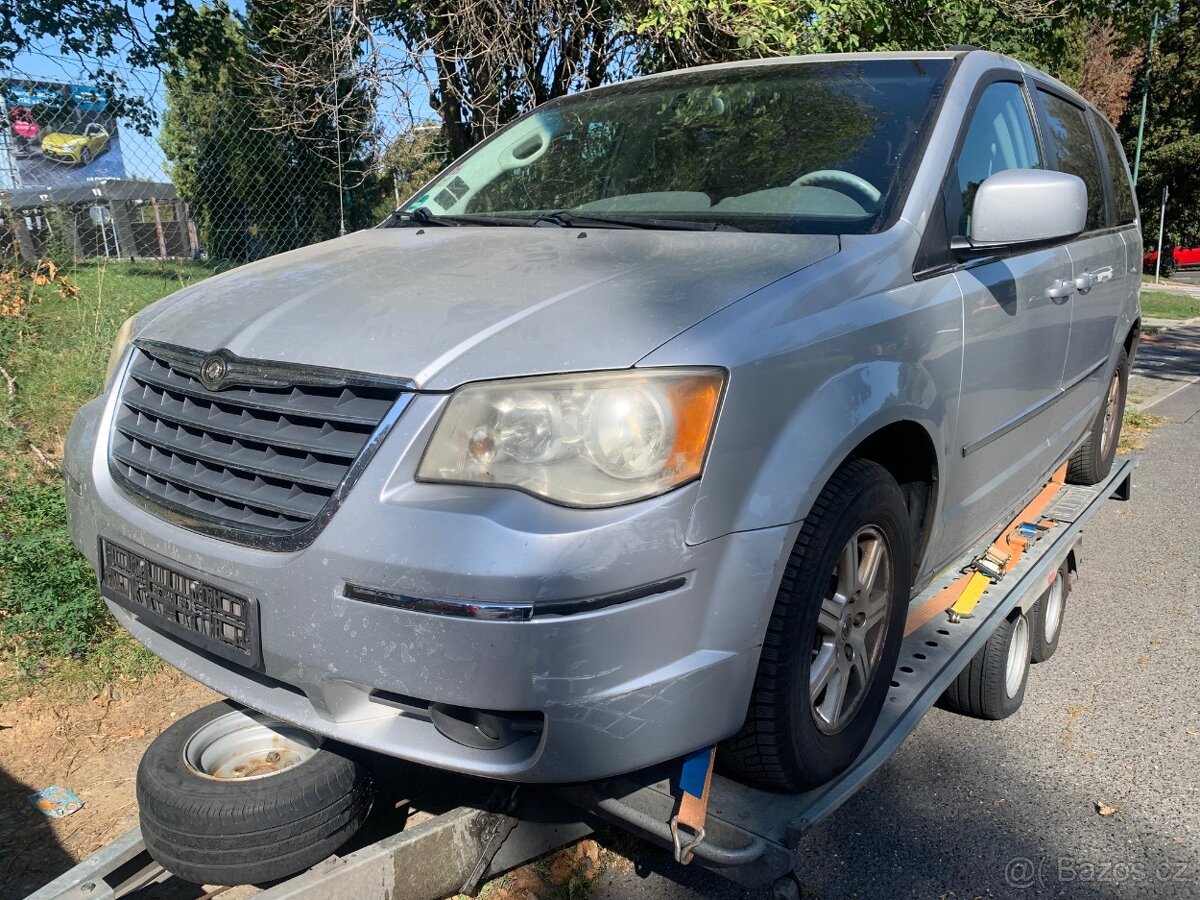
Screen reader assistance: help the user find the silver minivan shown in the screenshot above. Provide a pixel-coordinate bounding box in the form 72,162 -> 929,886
65,49 -> 1139,794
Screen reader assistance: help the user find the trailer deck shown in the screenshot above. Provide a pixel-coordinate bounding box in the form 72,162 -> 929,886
28,456 -> 1136,900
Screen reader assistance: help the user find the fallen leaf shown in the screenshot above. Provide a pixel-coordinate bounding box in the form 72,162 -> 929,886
1096,802 -> 1117,816
992,798 -> 1005,807
506,867 -> 545,898
548,847 -> 580,885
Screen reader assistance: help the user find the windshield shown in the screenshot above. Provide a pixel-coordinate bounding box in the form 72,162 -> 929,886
399,58 -> 954,234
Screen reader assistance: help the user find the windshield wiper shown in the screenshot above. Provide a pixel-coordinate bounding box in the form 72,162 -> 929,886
533,210 -> 743,232
391,207 -> 557,228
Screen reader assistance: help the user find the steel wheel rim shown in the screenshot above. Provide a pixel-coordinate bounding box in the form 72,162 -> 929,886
1044,576 -> 1065,643
810,525 -> 893,735
1006,616 -> 1030,698
1099,371 -> 1121,457
183,709 -> 322,781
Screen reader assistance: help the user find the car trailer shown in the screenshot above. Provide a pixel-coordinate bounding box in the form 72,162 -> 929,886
28,456 -> 1137,900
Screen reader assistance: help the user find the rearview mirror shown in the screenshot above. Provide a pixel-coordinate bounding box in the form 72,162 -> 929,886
953,169 -> 1087,256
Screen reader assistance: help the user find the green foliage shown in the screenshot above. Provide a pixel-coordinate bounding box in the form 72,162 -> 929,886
1130,3 -> 1200,249
1140,289 -> 1200,320
379,127 -> 449,214
639,1 -> 1161,88
0,261 -> 216,681
160,4 -> 385,261
0,477 -> 110,670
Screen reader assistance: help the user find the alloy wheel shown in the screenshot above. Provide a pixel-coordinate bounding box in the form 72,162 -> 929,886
1099,370 -> 1121,457
810,525 -> 893,734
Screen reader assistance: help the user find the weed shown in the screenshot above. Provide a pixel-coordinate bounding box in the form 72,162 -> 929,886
0,259 -> 220,685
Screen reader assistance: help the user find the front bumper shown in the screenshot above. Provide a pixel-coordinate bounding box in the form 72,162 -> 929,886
64,390 -> 792,782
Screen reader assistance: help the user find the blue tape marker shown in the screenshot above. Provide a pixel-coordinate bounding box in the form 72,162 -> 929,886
679,746 -> 712,799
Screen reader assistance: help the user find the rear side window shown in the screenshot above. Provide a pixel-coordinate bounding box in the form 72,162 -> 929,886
1093,114 -> 1138,225
945,81 -> 1040,237
1035,89 -> 1105,231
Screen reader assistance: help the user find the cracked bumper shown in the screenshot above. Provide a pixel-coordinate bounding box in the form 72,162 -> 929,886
64,391 -> 791,782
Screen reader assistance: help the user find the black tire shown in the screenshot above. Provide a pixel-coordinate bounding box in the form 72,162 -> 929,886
1067,348 -> 1128,485
720,458 -> 913,792
939,610 -> 1030,720
137,700 -> 373,886
80,148 -> 92,165
1029,559 -> 1071,664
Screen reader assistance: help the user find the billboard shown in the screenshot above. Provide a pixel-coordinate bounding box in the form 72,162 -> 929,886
3,79 -> 127,190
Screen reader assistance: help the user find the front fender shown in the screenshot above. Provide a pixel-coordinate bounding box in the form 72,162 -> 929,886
689,360 -> 948,546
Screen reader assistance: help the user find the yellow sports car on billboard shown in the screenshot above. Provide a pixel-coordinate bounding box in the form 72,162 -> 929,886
41,122 -> 109,165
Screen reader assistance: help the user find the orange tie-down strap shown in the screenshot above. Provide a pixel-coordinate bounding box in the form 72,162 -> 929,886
904,463 -> 1067,637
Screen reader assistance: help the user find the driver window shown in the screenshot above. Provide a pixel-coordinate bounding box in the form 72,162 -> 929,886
945,82 -> 1040,237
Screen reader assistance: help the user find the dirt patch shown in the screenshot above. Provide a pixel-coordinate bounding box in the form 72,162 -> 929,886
0,667 -> 217,895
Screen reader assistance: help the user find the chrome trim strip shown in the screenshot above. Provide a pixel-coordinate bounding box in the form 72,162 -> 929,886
962,357 -> 1107,458
343,576 -> 690,621
134,340 -> 416,392
344,585 -> 534,621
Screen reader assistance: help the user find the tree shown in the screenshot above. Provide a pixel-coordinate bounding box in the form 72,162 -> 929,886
372,1 -> 660,156
378,125 -> 446,212
160,5 -> 384,259
241,0 -> 383,234
2,0 -> 232,133
1075,19 -> 1144,125
159,12 -> 292,260
1128,2 -> 1200,250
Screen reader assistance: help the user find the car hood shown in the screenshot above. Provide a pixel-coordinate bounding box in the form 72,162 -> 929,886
140,226 -> 837,390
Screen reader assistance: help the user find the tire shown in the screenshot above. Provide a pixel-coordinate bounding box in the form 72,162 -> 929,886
1029,559 -> 1071,663
80,148 -> 92,165
137,700 -> 373,886
720,458 -> 913,792
939,609 -> 1030,720
1067,348 -> 1128,486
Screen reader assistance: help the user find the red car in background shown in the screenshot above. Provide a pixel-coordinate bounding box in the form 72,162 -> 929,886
1144,246 -> 1200,273
8,106 -> 40,157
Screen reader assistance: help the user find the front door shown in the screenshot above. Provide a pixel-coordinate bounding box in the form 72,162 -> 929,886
933,80 -> 1074,562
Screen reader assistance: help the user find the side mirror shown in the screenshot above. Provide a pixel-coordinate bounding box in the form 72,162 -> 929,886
953,169 -> 1087,256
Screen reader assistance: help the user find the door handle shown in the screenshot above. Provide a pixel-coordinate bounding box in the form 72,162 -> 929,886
1046,280 -> 1076,301
1074,273 -> 1097,294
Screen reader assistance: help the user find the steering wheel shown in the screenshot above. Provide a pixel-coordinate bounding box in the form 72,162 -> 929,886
790,170 -> 882,210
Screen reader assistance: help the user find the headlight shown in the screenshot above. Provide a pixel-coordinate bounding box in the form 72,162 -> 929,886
103,313 -> 139,390
418,369 -> 725,507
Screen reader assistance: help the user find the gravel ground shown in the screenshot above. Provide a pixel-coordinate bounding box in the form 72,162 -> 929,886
589,345 -> 1200,899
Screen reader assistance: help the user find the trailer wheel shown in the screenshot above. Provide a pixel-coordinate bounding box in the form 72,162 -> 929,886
940,609 -> 1030,720
137,700 -> 372,886
720,458 -> 912,791
1029,560 -> 1070,663
1067,348 -> 1128,485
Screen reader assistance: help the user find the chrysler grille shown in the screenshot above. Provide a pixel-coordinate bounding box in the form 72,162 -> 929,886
109,345 -> 407,539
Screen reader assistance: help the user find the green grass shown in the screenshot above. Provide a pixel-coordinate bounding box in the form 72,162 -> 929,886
0,259 -> 228,688
1140,290 -> 1200,321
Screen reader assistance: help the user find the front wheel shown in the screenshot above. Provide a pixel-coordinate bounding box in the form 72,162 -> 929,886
1067,348 -> 1128,485
720,458 -> 913,791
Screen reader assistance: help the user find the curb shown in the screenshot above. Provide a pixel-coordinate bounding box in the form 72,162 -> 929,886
1141,315 -> 1200,335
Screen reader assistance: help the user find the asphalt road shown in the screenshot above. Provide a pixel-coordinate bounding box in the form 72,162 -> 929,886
588,338 -> 1200,899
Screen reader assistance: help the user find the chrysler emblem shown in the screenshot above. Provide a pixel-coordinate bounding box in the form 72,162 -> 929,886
200,356 -> 228,390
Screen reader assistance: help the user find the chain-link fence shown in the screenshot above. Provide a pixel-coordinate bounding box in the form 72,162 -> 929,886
1,65 -> 446,266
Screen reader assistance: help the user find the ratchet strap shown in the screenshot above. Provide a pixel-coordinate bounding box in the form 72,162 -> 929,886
905,463 -> 1068,635
671,744 -> 716,864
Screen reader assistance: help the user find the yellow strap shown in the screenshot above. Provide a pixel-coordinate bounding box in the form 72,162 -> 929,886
948,571 -> 992,618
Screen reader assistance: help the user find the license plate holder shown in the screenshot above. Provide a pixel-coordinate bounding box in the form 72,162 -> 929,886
99,538 -> 262,670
